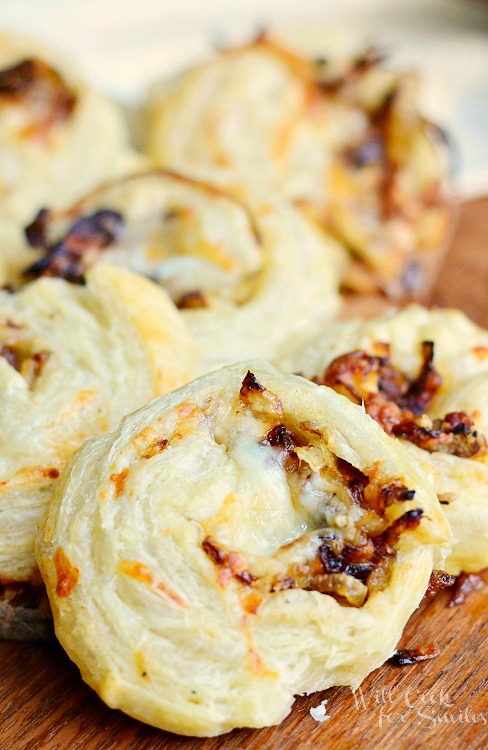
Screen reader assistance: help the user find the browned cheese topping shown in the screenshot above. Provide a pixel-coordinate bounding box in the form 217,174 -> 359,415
0,319 -> 49,385
315,342 -> 486,458
202,371 -> 423,609
53,546 -> 79,598
202,538 -> 257,586
0,58 -> 76,137
176,290 -> 208,310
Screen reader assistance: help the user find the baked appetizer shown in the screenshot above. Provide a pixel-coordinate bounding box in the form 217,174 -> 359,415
15,169 -> 345,372
37,362 -> 450,736
0,263 -> 195,586
146,33 -> 451,298
0,32 -> 133,237
282,305 -> 488,575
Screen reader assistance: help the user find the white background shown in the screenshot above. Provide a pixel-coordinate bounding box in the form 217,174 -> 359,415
1,0 -> 487,197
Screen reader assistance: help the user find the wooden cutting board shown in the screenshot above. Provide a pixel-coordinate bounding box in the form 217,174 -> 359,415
1,197 -> 487,750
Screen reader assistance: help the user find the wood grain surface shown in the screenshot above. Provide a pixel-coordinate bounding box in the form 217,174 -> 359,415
1,197 -> 487,750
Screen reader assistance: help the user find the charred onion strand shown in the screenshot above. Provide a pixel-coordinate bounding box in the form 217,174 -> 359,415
318,343 -> 486,458
0,58 -> 76,136
389,642 -> 439,666
23,209 -> 124,283
201,372 -> 423,608
423,569 -> 456,600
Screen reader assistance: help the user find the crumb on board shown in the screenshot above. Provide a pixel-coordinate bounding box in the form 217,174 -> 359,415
310,698 -> 330,723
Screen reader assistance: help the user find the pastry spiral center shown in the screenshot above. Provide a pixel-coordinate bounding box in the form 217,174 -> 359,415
22,172 -> 263,309
124,371 -> 422,610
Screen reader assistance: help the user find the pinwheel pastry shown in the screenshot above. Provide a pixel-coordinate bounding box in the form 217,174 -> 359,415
282,305 -> 488,575
145,33 -> 452,299
37,362 -> 450,736
0,32 -> 133,239
0,263 -> 194,589
14,169 -> 345,372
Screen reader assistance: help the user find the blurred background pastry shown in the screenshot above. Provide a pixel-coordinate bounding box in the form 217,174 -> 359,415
0,32 -> 137,235
145,33 -> 452,300
11,169 -> 345,372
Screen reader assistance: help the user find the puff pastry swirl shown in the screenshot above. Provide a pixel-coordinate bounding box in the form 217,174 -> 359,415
0,32 -> 133,237
16,169 -> 345,372
0,263 -> 195,583
145,34 -> 451,298
37,362 -> 449,736
282,305 -> 488,575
